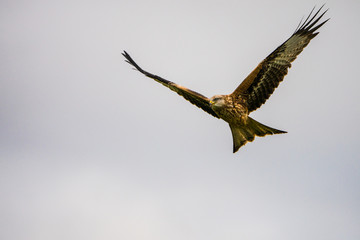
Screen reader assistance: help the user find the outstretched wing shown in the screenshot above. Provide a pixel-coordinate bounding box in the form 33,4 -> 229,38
122,51 -> 219,118
231,6 -> 329,112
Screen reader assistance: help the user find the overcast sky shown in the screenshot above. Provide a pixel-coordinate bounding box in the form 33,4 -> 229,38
1,0 -> 360,239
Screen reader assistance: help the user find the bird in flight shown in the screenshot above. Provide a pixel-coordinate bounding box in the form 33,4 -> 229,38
123,6 -> 329,153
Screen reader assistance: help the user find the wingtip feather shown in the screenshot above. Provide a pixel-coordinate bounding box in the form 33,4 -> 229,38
295,5 -> 329,34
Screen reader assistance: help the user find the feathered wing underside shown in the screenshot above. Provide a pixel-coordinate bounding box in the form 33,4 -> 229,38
122,51 -> 219,118
231,6 -> 329,112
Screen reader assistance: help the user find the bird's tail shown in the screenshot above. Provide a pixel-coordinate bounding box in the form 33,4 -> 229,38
229,117 -> 286,153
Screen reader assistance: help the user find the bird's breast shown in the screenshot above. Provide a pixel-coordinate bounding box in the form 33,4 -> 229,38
211,98 -> 248,125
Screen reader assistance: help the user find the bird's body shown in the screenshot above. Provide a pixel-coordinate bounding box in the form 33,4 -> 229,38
123,6 -> 329,153
209,94 -> 286,151
210,95 -> 248,125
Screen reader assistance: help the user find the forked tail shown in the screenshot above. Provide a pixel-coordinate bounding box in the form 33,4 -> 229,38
229,117 -> 286,153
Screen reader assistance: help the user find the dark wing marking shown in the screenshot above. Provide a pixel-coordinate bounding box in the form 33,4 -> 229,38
231,6 -> 329,112
122,51 -> 219,118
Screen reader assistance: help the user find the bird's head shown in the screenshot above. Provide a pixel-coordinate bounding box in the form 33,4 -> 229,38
210,95 -> 226,108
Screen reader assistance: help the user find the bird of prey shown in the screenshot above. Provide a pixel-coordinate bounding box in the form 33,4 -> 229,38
122,6 -> 329,153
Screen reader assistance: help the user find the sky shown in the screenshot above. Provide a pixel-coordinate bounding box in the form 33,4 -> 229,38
1,0 -> 360,239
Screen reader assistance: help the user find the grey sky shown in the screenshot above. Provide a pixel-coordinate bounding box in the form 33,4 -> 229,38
1,0 -> 359,239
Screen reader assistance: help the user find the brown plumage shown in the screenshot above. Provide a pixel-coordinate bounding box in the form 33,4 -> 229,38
123,6 -> 329,153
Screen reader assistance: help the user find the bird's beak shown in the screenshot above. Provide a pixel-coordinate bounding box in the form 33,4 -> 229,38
210,100 -> 214,105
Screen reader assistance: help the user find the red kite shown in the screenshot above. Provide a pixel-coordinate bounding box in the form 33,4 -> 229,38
123,6 -> 329,153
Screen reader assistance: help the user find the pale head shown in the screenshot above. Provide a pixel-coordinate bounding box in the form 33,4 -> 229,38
209,95 -> 227,108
